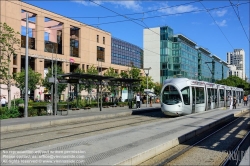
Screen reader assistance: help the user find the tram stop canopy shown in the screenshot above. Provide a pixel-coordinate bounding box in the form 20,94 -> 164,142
58,73 -> 141,110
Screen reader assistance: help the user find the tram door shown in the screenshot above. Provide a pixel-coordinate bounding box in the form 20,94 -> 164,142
192,87 -> 195,113
226,90 -> 231,107
211,89 -> 215,109
207,88 -> 211,110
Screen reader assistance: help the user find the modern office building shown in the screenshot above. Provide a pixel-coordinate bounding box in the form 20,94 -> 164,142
0,1 -> 143,101
144,26 -> 229,84
227,49 -> 246,80
111,37 -> 143,69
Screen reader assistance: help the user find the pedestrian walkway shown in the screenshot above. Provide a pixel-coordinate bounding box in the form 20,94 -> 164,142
0,103 -> 161,132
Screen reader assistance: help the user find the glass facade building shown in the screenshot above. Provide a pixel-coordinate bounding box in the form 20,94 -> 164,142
111,37 -> 143,68
156,26 -> 229,84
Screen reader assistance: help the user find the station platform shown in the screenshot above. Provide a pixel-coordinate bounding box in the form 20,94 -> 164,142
1,105 -> 249,165
0,103 -> 161,132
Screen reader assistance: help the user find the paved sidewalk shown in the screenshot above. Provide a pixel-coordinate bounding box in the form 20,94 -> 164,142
0,103 -> 161,132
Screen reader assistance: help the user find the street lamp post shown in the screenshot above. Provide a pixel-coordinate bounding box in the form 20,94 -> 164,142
143,67 -> 151,107
51,46 -> 54,115
24,12 -> 29,118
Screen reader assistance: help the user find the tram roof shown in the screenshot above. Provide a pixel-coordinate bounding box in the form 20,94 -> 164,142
60,73 -> 114,80
60,73 -> 141,83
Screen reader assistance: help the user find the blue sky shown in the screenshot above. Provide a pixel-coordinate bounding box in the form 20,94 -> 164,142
24,0 -> 249,79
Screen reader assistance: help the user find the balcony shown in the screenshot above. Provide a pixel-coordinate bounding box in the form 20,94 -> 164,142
21,35 -> 35,50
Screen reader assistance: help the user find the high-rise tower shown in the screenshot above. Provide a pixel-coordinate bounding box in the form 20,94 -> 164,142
227,49 -> 245,80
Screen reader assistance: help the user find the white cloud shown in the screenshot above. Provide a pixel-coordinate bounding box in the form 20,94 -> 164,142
213,9 -> 227,17
109,1 -> 142,11
73,0 -> 102,6
157,4 -> 199,15
215,20 -> 227,27
72,0 -> 142,11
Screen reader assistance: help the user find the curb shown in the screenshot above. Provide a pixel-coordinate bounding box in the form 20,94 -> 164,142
0,112 -> 131,133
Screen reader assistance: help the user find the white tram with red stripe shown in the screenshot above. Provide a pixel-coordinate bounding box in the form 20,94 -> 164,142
160,78 -> 244,116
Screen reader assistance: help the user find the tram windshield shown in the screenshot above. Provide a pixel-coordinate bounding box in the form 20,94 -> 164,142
162,85 -> 182,105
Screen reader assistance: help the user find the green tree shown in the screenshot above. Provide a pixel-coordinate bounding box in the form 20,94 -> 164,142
139,76 -> 154,93
129,66 -> 141,79
87,65 -> 98,75
216,76 -> 249,88
104,67 -> 118,78
85,65 -> 98,101
154,82 -> 162,96
14,67 -> 42,94
104,67 -> 119,98
0,22 -> 21,108
216,76 -> 250,94
120,71 -> 129,78
42,65 -> 67,95
73,68 -> 85,92
130,67 -> 141,93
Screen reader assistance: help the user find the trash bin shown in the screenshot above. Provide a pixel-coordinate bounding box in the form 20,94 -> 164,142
47,104 -> 52,114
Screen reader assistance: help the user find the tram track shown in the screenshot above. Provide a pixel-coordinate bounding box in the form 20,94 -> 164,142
139,111 -> 250,166
221,130 -> 250,166
1,115 -> 143,140
1,112 -> 166,151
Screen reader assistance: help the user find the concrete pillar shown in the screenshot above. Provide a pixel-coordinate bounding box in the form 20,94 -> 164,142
62,62 -> 70,73
35,58 -> 44,77
36,13 -> 44,52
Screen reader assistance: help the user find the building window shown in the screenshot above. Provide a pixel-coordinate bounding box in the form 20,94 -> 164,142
97,35 -> 99,43
103,37 -> 105,44
97,46 -> 105,62
21,10 -> 36,50
70,26 -> 80,57
13,54 -> 17,65
13,68 -> 17,78
44,17 -> 63,54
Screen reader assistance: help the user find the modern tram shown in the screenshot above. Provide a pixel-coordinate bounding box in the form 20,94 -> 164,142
160,78 -> 244,116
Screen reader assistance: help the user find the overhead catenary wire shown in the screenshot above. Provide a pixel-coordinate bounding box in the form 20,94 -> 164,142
199,1 -> 235,50
6,0 -> 249,36
229,0 -> 250,42
23,1 -> 198,19
88,0 -> 161,36
3,1 -> 249,64
88,0 -> 249,58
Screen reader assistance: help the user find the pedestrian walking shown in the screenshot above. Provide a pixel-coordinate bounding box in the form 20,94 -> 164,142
136,93 -> 140,109
233,97 -> 237,109
243,95 -> 248,106
149,96 -> 152,107
1,97 -> 7,107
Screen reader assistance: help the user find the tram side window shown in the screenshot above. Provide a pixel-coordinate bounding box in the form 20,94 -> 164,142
226,90 -> 231,100
162,85 -> 181,105
196,87 -> 205,104
181,87 -> 190,105
219,89 -> 224,101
